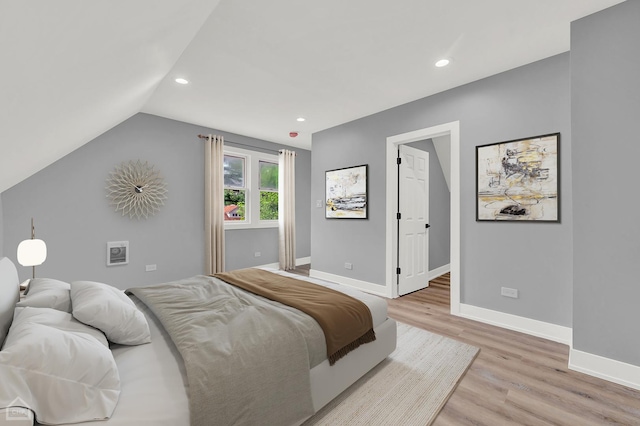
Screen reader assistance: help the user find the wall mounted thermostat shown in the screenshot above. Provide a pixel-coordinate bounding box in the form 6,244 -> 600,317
107,241 -> 129,266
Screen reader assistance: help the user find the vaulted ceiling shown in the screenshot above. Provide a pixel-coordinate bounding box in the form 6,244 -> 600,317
0,0 -> 625,193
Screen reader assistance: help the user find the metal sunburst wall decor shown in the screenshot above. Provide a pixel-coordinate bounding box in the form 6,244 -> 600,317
106,160 -> 168,219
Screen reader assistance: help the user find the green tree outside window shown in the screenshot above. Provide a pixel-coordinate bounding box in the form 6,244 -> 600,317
259,161 -> 278,220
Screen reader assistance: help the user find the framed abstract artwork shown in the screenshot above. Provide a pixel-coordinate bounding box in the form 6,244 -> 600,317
476,133 -> 560,222
325,164 -> 368,219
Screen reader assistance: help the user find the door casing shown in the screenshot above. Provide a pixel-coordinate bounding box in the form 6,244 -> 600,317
385,120 -> 460,316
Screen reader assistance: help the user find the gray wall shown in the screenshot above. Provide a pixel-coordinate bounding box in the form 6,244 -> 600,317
572,1 -> 640,366
312,53 -> 572,326
1,113 -> 311,288
0,194 -> 3,258
406,139 -> 450,270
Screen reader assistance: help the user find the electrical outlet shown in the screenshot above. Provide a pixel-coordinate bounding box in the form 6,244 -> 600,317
344,262 -> 353,270
501,287 -> 518,298
316,200 -> 323,208
254,252 -> 261,257
145,264 -> 157,272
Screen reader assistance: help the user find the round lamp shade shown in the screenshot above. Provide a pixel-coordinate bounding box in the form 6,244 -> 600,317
17,239 -> 47,267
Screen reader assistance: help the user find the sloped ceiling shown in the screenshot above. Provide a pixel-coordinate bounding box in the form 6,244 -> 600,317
0,0 -> 625,193
0,0 -> 222,193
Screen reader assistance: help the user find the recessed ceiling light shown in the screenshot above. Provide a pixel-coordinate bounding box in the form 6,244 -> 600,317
297,117 -> 306,122
435,59 -> 450,68
175,78 -> 189,85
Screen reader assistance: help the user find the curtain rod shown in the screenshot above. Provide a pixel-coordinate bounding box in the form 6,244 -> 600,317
197,134 -> 294,155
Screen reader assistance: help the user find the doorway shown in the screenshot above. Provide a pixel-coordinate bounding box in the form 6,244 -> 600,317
385,121 -> 460,315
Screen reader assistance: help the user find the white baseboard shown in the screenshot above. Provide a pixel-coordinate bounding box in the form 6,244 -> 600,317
458,304 -> 640,391
309,269 -> 390,298
569,349 -> 640,391
257,256 -> 311,270
457,303 -> 572,345
428,263 -> 450,281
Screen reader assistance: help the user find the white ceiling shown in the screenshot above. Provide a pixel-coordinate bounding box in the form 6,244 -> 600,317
0,0 -> 625,193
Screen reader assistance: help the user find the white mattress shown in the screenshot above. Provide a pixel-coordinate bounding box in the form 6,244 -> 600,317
36,272 -> 393,426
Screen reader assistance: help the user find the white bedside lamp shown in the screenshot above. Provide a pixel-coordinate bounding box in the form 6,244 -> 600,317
17,218 -> 47,279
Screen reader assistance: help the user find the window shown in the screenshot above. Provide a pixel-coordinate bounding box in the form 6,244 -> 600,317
259,161 -> 278,220
223,146 -> 278,228
223,155 -> 246,221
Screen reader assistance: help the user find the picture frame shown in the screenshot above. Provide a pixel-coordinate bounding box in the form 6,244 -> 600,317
476,133 -> 560,222
325,164 -> 368,219
107,241 -> 129,266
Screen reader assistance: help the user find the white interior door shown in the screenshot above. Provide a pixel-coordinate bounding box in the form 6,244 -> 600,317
398,144 -> 429,296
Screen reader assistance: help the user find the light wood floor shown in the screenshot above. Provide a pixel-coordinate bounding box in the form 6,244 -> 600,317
293,267 -> 640,425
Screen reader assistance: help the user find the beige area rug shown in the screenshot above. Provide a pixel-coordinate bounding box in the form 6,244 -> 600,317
304,322 -> 479,426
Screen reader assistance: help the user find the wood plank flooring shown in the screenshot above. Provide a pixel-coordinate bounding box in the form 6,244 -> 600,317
293,267 -> 640,425
389,274 -> 640,426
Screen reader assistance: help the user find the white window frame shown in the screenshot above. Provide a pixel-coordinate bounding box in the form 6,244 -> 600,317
224,146 -> 278,230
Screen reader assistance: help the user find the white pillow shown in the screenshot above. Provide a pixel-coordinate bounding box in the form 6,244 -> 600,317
71,280 -> 151,345
22,277 -> 68,296
10,307 -> 107,347
17,278 -> 71,313
0,307 -> 120,425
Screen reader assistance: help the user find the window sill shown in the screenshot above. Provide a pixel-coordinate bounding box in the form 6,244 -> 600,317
224,221 -> 278,230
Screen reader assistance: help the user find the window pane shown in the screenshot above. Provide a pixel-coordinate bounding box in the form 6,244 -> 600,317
224,155 -> 244,188
260,191 -> 278,220
224,189 -> 245,221
259,161 -> 278,190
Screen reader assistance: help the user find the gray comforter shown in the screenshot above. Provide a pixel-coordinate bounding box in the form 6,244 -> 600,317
128,275 -> 327,426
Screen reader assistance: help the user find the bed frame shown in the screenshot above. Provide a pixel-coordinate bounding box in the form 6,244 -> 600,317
0,257 -> 32,426
0,257 -> 397,425
308,319 -> 396,413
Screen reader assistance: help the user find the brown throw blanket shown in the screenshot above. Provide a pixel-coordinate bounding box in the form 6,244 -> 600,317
214,268 -> 376,365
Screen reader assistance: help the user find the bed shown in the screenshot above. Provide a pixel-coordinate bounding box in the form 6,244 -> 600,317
0,257 -> 397,426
